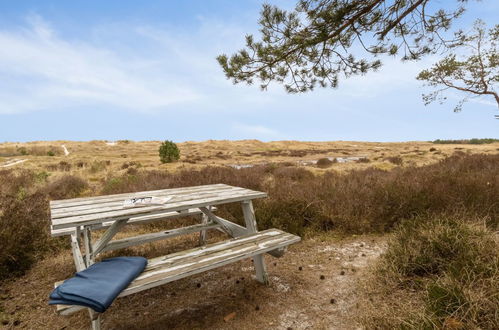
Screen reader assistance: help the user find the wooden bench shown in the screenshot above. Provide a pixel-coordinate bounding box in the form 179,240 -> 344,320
50,184 -> 300,329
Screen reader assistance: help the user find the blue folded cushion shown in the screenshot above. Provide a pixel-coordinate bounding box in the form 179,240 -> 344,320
49,256 -> 147,313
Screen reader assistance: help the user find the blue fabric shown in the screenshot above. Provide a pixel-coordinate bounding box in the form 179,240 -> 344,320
49,256 -> 147,313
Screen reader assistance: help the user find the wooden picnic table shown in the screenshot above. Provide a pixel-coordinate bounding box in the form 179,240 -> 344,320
49,183 -> 300,329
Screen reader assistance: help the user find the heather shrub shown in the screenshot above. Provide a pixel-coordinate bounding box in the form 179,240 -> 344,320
385,155 -> 403,165
0,171 -> 88,280
356,157 -> 370,163
0,145 -> 62,157
0,192 -> 51,280
58,161 -> 71,171
433,138 -> 499,144
316,157 -> 333,168
29,145 -> 62,156
42,175 -> 89,200
0,169 -> 37,196
0,170 -> 50,280
100,154 -> 499,235
89,160 -> 108,173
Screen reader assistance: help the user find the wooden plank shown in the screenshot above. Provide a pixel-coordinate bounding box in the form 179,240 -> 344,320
51,187 -> 258,220
199,208 -> 285,258
51,208 -> 214,237
241,200 -> 268,284
52,191 -> 267,230
50,183 -> 227,207
50,186 -> 247,218
101,222 -> 222,253
199,207 -> 243,237
55,229 -> 300,315
52,188 -> 258,221
50,184 -> 232,208
83,227 -> 93,267
131,235 -> 294,285
91,219 -> 128,256
70,234 -> 85,272
199,212 -> 209,245
125,230 -> 299,295
140,229 -> 288,270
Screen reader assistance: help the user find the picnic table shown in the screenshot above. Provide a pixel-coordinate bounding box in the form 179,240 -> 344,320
49,184 -> 300,329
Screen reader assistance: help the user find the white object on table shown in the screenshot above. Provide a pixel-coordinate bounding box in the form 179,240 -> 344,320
123,196 -> 173,208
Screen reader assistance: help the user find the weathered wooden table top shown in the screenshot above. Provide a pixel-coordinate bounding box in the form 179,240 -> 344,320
50,184 -> 267,230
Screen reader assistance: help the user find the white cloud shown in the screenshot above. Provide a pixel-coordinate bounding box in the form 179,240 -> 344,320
0,15 -> 200,114
0,13 -> 439,119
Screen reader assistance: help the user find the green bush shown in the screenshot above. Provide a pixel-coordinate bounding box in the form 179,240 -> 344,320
17,147 -> 28,155
159,140 -> 180,163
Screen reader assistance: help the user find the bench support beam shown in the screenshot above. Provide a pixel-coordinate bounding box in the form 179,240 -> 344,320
92,219 -> 129,257
200,207 -> 287,258
101,222 -> 221,253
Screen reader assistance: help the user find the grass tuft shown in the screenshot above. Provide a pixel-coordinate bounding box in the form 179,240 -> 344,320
361,213 -> 499,329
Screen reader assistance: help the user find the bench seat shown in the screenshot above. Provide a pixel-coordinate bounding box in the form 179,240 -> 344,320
55,228 -> 300,315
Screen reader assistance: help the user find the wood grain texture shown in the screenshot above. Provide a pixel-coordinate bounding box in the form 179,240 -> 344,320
55,229 -> 300,315
51,208 -> 216,237
50,184 -> 267,230
242,200 -> 268,284
101,222 -> 222,253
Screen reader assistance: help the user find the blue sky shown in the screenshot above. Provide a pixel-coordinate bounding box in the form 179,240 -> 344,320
0,0 -> 498,142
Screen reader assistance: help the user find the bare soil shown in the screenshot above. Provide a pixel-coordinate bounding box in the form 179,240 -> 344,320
1,233 -> 385,329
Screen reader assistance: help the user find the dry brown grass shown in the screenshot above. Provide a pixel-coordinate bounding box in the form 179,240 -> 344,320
96,153 -> 499,236
1,140 -> 499,328
360,213 -> 499,329
1,140 -> 498,185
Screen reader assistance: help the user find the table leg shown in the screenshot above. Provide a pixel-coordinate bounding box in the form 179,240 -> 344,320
241,200 -> 268,285
82,227 -> 101,328
90,310 -> 101,330
75,226 -> 82,246
199,213 -> 208,245
83,226 -> 94,267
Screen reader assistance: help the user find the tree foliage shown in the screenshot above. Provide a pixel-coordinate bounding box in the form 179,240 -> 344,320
417,20 -> 499,114
218,0 -> 469,93
159,140 -> 180,164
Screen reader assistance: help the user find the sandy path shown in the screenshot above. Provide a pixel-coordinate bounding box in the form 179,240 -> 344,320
61,144 -> 70,156
0,158 -> 28,168
1,234 -> 385,329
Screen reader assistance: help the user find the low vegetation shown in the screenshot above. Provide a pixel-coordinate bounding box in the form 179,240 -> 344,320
159,140 -> 180,164
0,145 -> 63,157
433,138 -> 499,144
101,153 -> 498,234
362,213 -> 498,329
0,170 -> 86,279
1,152 -> 498,328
